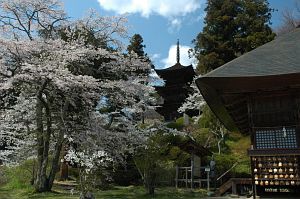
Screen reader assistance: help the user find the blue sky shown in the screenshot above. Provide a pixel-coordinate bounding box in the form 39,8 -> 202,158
62,0 -> 296,69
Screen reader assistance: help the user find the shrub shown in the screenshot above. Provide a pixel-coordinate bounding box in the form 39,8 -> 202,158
0,166 -> 9,186
3,159 -> 35,189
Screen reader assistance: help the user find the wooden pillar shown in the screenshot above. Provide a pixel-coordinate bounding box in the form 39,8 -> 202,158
248,96 -> 256,199
232,180 -> 237,194
185,167 -> 188,188
175,165 -> 179,188
207,170 -> 210,192
199,157 -> 201,188
191,153 -> 194,189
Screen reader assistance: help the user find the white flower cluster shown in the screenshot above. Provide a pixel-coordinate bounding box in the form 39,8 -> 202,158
64,148 -> 112,173
178,75 -> 205,114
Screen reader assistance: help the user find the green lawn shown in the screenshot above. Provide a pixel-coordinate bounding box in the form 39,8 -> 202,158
0,186 -> 208,199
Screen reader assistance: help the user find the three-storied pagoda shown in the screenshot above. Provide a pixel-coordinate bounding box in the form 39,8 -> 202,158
155,40 -> 195,121
196,28 -> 300,197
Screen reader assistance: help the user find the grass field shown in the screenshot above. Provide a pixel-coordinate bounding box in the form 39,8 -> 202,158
0,185 -> 208,199
0,162 -> 208,199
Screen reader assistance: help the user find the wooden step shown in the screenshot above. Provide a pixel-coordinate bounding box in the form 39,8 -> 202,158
214,178 -> 252,196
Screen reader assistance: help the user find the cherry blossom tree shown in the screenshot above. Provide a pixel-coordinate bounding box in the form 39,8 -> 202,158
0,0 -> 155,195
178,75 -> 205,120
178,76 -> 228,154
0,38 -> 104,191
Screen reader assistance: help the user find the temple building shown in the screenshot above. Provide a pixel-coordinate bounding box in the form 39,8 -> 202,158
196,28 -> 300,197
155,40 -> 195,121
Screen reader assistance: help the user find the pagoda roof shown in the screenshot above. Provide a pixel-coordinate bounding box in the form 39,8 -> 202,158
154,85 -> 188,96
196,28 -> 300,133
157,62 -> 192,71
155,64 -> 195,81
155,39 -> 195,80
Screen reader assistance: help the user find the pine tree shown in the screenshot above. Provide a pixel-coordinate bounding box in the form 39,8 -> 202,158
194,0 -> 276,74
127,34 -> 146,57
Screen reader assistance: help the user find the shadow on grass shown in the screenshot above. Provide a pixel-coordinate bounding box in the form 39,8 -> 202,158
0,185 -> 207,199
95,186 -> 207,199
0,186 -> 76,199
0,188 -> 12,199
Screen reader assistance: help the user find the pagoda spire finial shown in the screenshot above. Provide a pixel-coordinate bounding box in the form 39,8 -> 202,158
176,39 -> 180,64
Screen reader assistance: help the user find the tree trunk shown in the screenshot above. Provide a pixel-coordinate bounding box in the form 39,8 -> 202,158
148,187 -> 155,195
47,101 -> 68,190
35,81 -> 52,192
30,160 -> 36,185
217,140 -> 221,154
144,169 -> 156,195
47,130 -> 64,190
35,99 -> 49,192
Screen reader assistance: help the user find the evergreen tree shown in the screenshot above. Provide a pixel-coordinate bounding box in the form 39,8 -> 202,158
194,0 -> 276,74
127,34 -> 146,57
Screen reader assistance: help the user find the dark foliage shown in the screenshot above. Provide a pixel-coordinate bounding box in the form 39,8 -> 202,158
194,0 -> 276,74
127,34 -> 146,57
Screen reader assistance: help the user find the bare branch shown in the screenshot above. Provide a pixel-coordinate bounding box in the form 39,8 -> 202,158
0,0 -> 66,40
276,1 -> 300,35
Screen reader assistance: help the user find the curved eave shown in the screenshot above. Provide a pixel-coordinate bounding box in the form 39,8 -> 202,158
155,64 -> 195,79
196,78 -> 238,132
156,63 -> 192,71
199,72 -> 300,93
196,73 -> 300,132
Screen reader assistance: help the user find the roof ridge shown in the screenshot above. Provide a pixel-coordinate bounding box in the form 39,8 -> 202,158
202,28 -> 300,78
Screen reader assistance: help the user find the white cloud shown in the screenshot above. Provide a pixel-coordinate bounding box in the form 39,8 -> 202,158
150,53 -> 161,60
160,45 -> 196,69
196,14 -> 205,22
97,0 -> 203,18
168,18 -> 182,33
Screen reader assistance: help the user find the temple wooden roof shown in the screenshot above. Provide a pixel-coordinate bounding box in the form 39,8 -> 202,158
178,139 -> 212,157
196,28 -> 300,133
203,28 -> 300,78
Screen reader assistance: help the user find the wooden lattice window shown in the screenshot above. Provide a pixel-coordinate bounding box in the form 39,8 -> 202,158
255,127 -> 298,149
